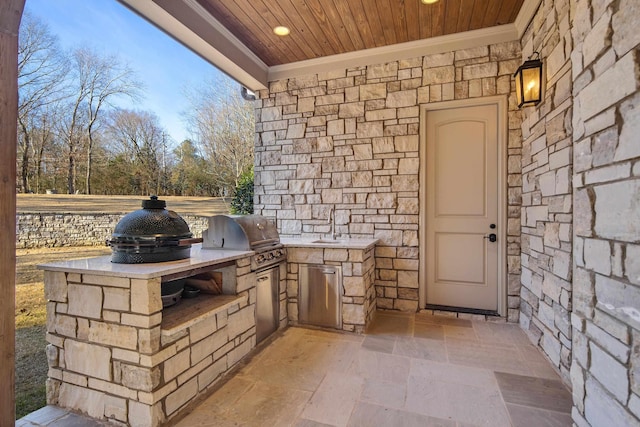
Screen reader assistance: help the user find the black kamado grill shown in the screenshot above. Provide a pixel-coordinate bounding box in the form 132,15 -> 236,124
107,196 -> 202,264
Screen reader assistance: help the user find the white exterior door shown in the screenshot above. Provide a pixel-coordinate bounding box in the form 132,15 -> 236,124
425,103 -> 500,312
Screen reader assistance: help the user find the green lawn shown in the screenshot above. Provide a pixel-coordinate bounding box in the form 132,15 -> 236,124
15,283 -> 48,419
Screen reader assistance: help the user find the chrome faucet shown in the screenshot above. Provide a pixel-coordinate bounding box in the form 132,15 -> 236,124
328,207 -> 336,240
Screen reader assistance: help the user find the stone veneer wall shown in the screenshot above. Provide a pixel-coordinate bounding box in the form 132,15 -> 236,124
254,41 -> 523,319
518,0 -> 574,383
17,214 -> 209,248
569,0 -> 640,425
286,245 -> 376,333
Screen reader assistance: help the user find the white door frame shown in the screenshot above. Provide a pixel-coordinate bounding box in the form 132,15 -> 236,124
419,96 -> 508,316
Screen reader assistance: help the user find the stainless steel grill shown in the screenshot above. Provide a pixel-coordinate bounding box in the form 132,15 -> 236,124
202,214 -> 285,271
202,214 -> 284,343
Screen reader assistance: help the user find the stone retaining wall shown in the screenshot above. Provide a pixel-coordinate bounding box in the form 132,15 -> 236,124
17,214 -> 209,248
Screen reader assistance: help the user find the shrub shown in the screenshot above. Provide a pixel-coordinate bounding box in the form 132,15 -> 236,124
230,168 -> 254,214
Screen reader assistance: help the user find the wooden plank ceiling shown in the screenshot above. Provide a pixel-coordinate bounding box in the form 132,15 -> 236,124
196,0 -> 525,66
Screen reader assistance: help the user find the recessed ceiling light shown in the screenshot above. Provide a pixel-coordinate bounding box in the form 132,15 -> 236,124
421,0 -> 439,4
273,26 -> 290,36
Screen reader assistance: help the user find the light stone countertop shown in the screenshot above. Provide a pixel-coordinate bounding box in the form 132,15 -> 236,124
281,237 -> 379,250
37,244 -> 253,279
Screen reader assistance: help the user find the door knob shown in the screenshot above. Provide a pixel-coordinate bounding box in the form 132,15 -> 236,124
484,233 -> 497,242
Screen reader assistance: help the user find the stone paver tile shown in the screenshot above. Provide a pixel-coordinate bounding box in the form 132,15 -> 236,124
415,313 -> 473,328
348,347 -> 410,384
515,344 -> 564,380
348,401 -> 456,427
442,325 -> 479,341
409,358 -> 497,389
361,335 -> 395,354
366,313 -> 413,336
294,419 -> 336,427
506,403 -> 572,427
191,376 -> 254,414
517,343 -> 552,363
472,322 -> 530,346
527,361 -> 565,380
257,330 -> 330,363
495,372 -> 572,413
223,381 -> 312,427
301,371 -> 363,427
21,405 -> 69,425
360,377 -> 406,409
240,356 -> 328,391
405,376 -> 511,426
445,339 -> 532,376
394,336 -> 448,362
175,407 -> 241,427
414,322 -> 445,340
315,340 -> 362,373
303,327 -> 364,343
259,329 -> 359,372
48,413 -> 108,427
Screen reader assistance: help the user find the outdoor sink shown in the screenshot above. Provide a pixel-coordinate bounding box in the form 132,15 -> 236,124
312,239 -> 346,244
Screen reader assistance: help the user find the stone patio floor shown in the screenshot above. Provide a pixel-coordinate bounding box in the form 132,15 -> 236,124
18,311 -> 573,426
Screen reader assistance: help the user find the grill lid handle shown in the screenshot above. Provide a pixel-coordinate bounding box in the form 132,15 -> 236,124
142,195 -> 166,209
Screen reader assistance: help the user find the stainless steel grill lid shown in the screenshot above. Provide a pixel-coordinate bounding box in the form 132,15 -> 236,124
202,215 -> 279,250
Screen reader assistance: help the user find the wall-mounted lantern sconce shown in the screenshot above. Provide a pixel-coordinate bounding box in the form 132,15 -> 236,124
514,52 -> 543,108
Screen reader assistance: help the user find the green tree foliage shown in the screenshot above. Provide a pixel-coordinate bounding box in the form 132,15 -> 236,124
230,167 -> 254,215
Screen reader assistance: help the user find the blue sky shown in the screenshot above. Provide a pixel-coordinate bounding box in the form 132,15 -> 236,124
25,0 -> 227,145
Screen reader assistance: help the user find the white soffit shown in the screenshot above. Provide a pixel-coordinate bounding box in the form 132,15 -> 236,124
119,0 -> 542,89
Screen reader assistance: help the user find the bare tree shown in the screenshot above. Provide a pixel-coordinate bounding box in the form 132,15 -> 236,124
58,47 -> 141,194
185,76 -> 255,196
31,106 -> 58,193
58,67 -> 88,194
83,50 -> 142,194
106,109 -> 165,195
17,11 -> 67,192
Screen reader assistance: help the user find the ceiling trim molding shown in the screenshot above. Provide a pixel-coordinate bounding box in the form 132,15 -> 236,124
268,24 -> 519,82
117,0 -> 269,90
514,0 -> 543,38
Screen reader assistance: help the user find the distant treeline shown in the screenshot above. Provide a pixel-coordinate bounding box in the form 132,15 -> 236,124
17,11 -> 254,197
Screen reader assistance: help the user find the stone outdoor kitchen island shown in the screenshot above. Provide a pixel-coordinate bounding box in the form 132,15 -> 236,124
39,245 -> 275,427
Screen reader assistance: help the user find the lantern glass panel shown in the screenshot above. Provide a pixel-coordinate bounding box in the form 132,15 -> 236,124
522,67 -> 540,103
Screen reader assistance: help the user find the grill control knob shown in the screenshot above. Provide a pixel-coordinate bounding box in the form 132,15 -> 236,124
257,254 -> 266,263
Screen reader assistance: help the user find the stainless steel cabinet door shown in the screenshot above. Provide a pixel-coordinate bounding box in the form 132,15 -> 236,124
299,264 -> 341,328
256,266 -> 279,343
